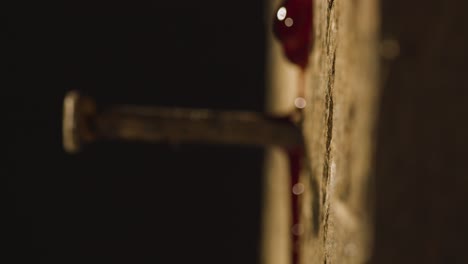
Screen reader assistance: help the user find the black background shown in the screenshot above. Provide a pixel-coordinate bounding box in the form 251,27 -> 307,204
6,1 -> 266,263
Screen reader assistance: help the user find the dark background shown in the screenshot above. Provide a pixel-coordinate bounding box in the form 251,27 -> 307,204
372,0 -> 468,262
6,1 -> 266,263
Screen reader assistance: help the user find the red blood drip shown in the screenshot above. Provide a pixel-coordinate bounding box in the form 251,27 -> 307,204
273,0 -> 314,69
287,147 -> 304,264
273,1 -> 312,263
271,112 -> 306,264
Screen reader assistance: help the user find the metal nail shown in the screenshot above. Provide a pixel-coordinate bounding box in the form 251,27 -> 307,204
63,90 -> 303,153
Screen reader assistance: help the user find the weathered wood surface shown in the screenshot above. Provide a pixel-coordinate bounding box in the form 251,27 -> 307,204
262,0 -> 380,263
300,0 -> 468,263
263,0 -> 468,263
301,0 -> 379,263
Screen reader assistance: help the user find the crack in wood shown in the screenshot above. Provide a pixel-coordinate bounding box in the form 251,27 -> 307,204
325,0 -> 336,55
322,49 -> 337,264
315,0 -> 338,261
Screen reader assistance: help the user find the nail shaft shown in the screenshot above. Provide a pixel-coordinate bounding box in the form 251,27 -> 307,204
63,90 -> 303,153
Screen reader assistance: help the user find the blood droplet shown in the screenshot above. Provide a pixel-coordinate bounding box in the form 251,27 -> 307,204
273,1 -> 313,263
273,0 -> 314,69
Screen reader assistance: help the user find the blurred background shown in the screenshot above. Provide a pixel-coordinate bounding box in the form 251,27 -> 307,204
6,1 -> 267,263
